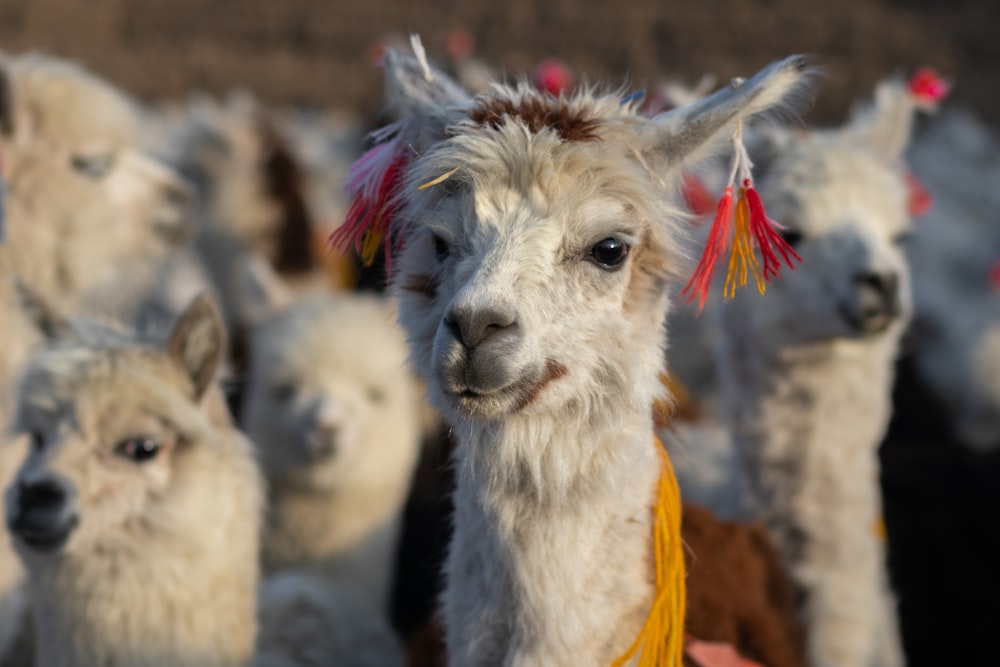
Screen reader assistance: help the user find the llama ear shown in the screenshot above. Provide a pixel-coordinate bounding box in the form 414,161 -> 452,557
381,35 -> 472,146
639,56 -> 818,173
845,69 -> 950,164
169,293 -> 226,400
12,279 -> 73,341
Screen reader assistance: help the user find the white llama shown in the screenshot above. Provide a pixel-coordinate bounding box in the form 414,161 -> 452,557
709,73 -> 940,667
240,258 -> 424,609
345,45 -> 815,665
6,290 -> 262,667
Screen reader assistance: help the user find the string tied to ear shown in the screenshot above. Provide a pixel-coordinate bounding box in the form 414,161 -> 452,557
680,118 -> 800,312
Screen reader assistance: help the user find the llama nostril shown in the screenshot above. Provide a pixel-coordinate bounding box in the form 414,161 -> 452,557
10,477 -> 78,552
308,425 -> 340,462
850,271 -> 901,332
20,479 -> 69,511
445,305 -> 518,349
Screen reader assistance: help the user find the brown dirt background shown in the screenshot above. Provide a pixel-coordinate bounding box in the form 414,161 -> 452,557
0,0 -> 996,126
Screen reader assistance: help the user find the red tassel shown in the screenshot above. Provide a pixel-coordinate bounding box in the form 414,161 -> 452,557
989,260 -> 1000,292
681,186 -> 734,312
743,181 -> 801,281
329,141 -> 410,272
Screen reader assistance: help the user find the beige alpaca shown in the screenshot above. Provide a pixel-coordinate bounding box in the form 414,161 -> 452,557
240,258 -> 422,609
364,44 -> 815,665
5,291 -> 261,667
0,52 -> 191,661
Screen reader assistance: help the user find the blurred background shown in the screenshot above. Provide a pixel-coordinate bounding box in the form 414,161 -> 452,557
0,0 -> 997,126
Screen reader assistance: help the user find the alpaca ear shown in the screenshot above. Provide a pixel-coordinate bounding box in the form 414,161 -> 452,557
381,36 -> 472,147
639,56 -> 817,173
169,293 -> 226,400
845,78 -> 920,164
12,279 -> 73,341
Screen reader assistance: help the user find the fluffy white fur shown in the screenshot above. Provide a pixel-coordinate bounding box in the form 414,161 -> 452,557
709,78 -> 925,667
6,293 -> 262,667
381,46 -> 815,665
241,261 -> 423,609
904,108 -> 1000,451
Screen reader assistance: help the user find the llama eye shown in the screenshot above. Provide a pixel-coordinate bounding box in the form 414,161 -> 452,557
116,437 -> 160,463
432,234 -> 450,261
70,153 -> 116,179
367,387 -> 386,404
29,431 -> 44,452
778,228 -> 803,247
589,237 -> 629,269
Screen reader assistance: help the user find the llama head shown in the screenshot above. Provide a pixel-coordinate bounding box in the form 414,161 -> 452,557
0,54 -> 192,263
725,73 -> 933,346
4,289 -> 250,562
240,259 -> 421,491
372,48 -> 815,426
906,109 -> 1000,451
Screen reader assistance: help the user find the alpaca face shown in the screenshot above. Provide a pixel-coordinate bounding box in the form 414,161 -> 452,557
243,296 -> 420,490
395,131 -> 674,423
741,136 -> 913,345
6,351 -> 205,559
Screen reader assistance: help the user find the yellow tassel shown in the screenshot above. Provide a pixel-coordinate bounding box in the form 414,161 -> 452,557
723,191 -> 764,300
417,167 -> 460,191
611,438 -> 686,667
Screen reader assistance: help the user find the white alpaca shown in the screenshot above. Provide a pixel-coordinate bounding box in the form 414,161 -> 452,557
354,45 -> 815,665
904,108 -> 1000,451
705,75 -> 937,667
0,52 -> 191,661
5,291 -> 262,667
240,258 -> 423,609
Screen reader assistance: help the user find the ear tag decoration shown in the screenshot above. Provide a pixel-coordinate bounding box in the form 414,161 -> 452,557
680,114 -> 801,312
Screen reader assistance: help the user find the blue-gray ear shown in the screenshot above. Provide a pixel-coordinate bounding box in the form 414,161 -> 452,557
169,293 -> 225,400
638,55 -> 819,173
380,36 -> 473,149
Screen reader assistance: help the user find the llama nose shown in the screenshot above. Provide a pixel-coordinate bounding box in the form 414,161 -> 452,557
308,424 -> 340,462
8,476 -> 79,553
444,304 -> 518,350
851,271 -> 901,333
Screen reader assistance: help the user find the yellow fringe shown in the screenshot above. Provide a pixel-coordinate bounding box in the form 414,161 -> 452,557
417,167 -> 460,191
723,192 -> 765,300
611,438 -> 686,667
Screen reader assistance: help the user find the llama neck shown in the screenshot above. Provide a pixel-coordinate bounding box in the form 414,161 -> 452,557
717,309 -> 901,531
444,401 -> 661,666
264,482 -> 405,607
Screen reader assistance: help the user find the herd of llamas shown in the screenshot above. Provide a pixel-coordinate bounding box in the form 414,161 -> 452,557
0,32 -> 996,667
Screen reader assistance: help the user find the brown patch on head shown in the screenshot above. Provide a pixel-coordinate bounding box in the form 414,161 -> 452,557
467,95 -> 601,143
400,273 -> 439,299
513,359 -> 569,412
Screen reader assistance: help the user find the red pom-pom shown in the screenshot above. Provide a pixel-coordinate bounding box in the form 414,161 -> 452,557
908,67 -> 951,106
534,59 -> 572,96
989,260 -> 1000,291
904,170 -> 933,217
682,174 -> 716,218
681,187 -> 734,312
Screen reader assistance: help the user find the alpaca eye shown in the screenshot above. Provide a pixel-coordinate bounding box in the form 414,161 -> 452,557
29,431 -> 44,452
778,228 -> 803,247
432,234 -> 450,261
272,383 -> 296,403
367,387 -> 386,404
116,437 -> 160,463
70,153 -> 116,179
590,238 -> 629,269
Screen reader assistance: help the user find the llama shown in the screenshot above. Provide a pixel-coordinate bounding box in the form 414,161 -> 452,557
5,290 -> 262,667
339,43 -> 815,665
0,52 -> 192,661
706,72 -> 945,667
240,258 -> 424,609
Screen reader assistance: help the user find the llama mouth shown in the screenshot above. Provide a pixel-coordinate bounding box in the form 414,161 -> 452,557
13,515 -> 78,553
449,359 -> 569,414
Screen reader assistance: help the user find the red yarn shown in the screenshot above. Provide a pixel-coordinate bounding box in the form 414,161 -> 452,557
682,174 -> 716,218
681,187 -> 734,312
743,182 -> 801,281
908,67 -> 950,105
904,171 -> 933,217
534,59 -> 572,96
989,260 -> 1000,291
